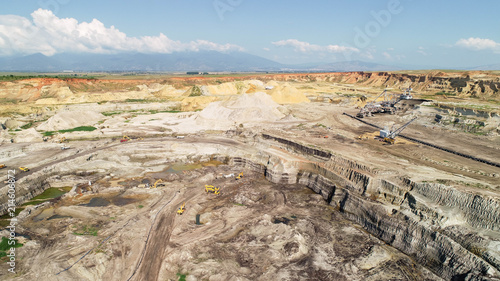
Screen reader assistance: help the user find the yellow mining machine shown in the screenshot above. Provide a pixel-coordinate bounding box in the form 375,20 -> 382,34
19,166 -> 30,172
205,185 -> 220,195
235,172 -> 243,180
177,202 -> 186,215
153,179 -> 164,188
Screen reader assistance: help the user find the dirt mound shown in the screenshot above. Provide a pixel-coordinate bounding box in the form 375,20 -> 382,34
198,92 -> 285,122
14,128 -> 43,143
37,111 -> 105,131
153,85 -> 187,97
267,83 -> 310,104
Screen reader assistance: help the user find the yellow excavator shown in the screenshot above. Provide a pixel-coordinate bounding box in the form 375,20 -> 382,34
205,185 -> 220,195
58,137 -> 67,143
0,164 -> 6,169
235,172 -> 243,180
121,135 -> 130,143
153,179 -> 163,188
177,202 -> 186,215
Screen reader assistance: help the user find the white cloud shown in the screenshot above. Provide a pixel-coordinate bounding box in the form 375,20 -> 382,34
455,37 -> 500,52
0,9 -> 243,56
272,39 -> 359,54
263,47 -> 270,51
382,50 -> 405,61
417,47 -> 428,56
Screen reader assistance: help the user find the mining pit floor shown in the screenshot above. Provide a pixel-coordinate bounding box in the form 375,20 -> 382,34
0,83 -> 499,280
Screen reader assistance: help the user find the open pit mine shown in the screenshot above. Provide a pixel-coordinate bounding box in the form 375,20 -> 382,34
0,71 -> 499,281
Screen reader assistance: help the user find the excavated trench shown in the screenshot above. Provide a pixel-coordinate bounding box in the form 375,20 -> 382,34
2,135 -> 499,280
231,136 -> 500,281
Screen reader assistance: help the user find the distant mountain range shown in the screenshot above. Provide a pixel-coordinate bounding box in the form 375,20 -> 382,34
0,52 -> 497,72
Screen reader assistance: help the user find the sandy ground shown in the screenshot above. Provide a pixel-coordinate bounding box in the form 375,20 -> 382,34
0,76 -> 499,280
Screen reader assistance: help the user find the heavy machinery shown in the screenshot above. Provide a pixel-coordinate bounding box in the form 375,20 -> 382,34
153,179 -> 164,188
120,135 -> 130,143
19,166 -> 30,172
153,179 -> 165,188
177,202 -> 186,215
399,88 -> 413,100
58,137 -> 67,143
61,145 -> 70,150
381,117 -> 417,144
357,89 -> 399,118
205,185 -> 220,195
235,172 -> 243,180
0,164 -> 6,169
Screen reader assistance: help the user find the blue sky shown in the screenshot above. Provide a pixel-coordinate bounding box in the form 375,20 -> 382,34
1,0 -> 499,68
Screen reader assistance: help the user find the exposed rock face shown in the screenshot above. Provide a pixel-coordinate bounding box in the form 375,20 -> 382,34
232,136 -> 500,281
267,71 -> 500,98
3,136 -> 499,280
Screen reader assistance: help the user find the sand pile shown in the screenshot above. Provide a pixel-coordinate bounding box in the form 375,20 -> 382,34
266,83 -> 310,104
14,128 -> 43,143
204,82 -> 239,96
198,92 -> 285,123
37,110 -> 105,131
154,85 -> 188,97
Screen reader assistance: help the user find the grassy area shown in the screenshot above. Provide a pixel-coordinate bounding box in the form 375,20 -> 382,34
435,91 -> 457,96
43,126 -> 97,136
102,111 -> 123,116
73,225 -> 99,236
177,273 -> 187,281
21,187 -> 71,207
148,110 -> 181,114
0,74 -> 97,82
124,98 -> 154,103
0,237 -> 23,258
20,122 -> 32,130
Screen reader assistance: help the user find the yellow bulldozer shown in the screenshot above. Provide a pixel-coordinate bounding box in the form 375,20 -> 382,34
235,172 -> 243,180
177,202 -> 186,215
0,164 -> 6,169
205,185 -> 220,195
19,166 -> 30,172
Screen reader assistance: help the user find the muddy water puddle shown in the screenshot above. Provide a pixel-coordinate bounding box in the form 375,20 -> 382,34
33,208 -> 55,222
155,160 -> 224,177
1,187 -> 71,228
80,194 -> 140,207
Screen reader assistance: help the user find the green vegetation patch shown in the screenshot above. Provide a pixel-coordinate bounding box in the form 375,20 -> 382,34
0,98 -> 19,104
189,86 -> 203,97
102,111 -> 123,116
435,91 -> 457,97
43,126 -> 97,136
177,273 -> 187,281
21,187 -> 71,206
58,126 -> 97,133
125,98 -> 152,103
73,225 -> 99,236
0,237 -> 23,258
20,122 -> 32,130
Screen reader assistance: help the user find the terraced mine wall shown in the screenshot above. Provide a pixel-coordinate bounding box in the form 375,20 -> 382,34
233,136 -> 500,280
0,170 -> 54,215
3,137 -> 499,280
